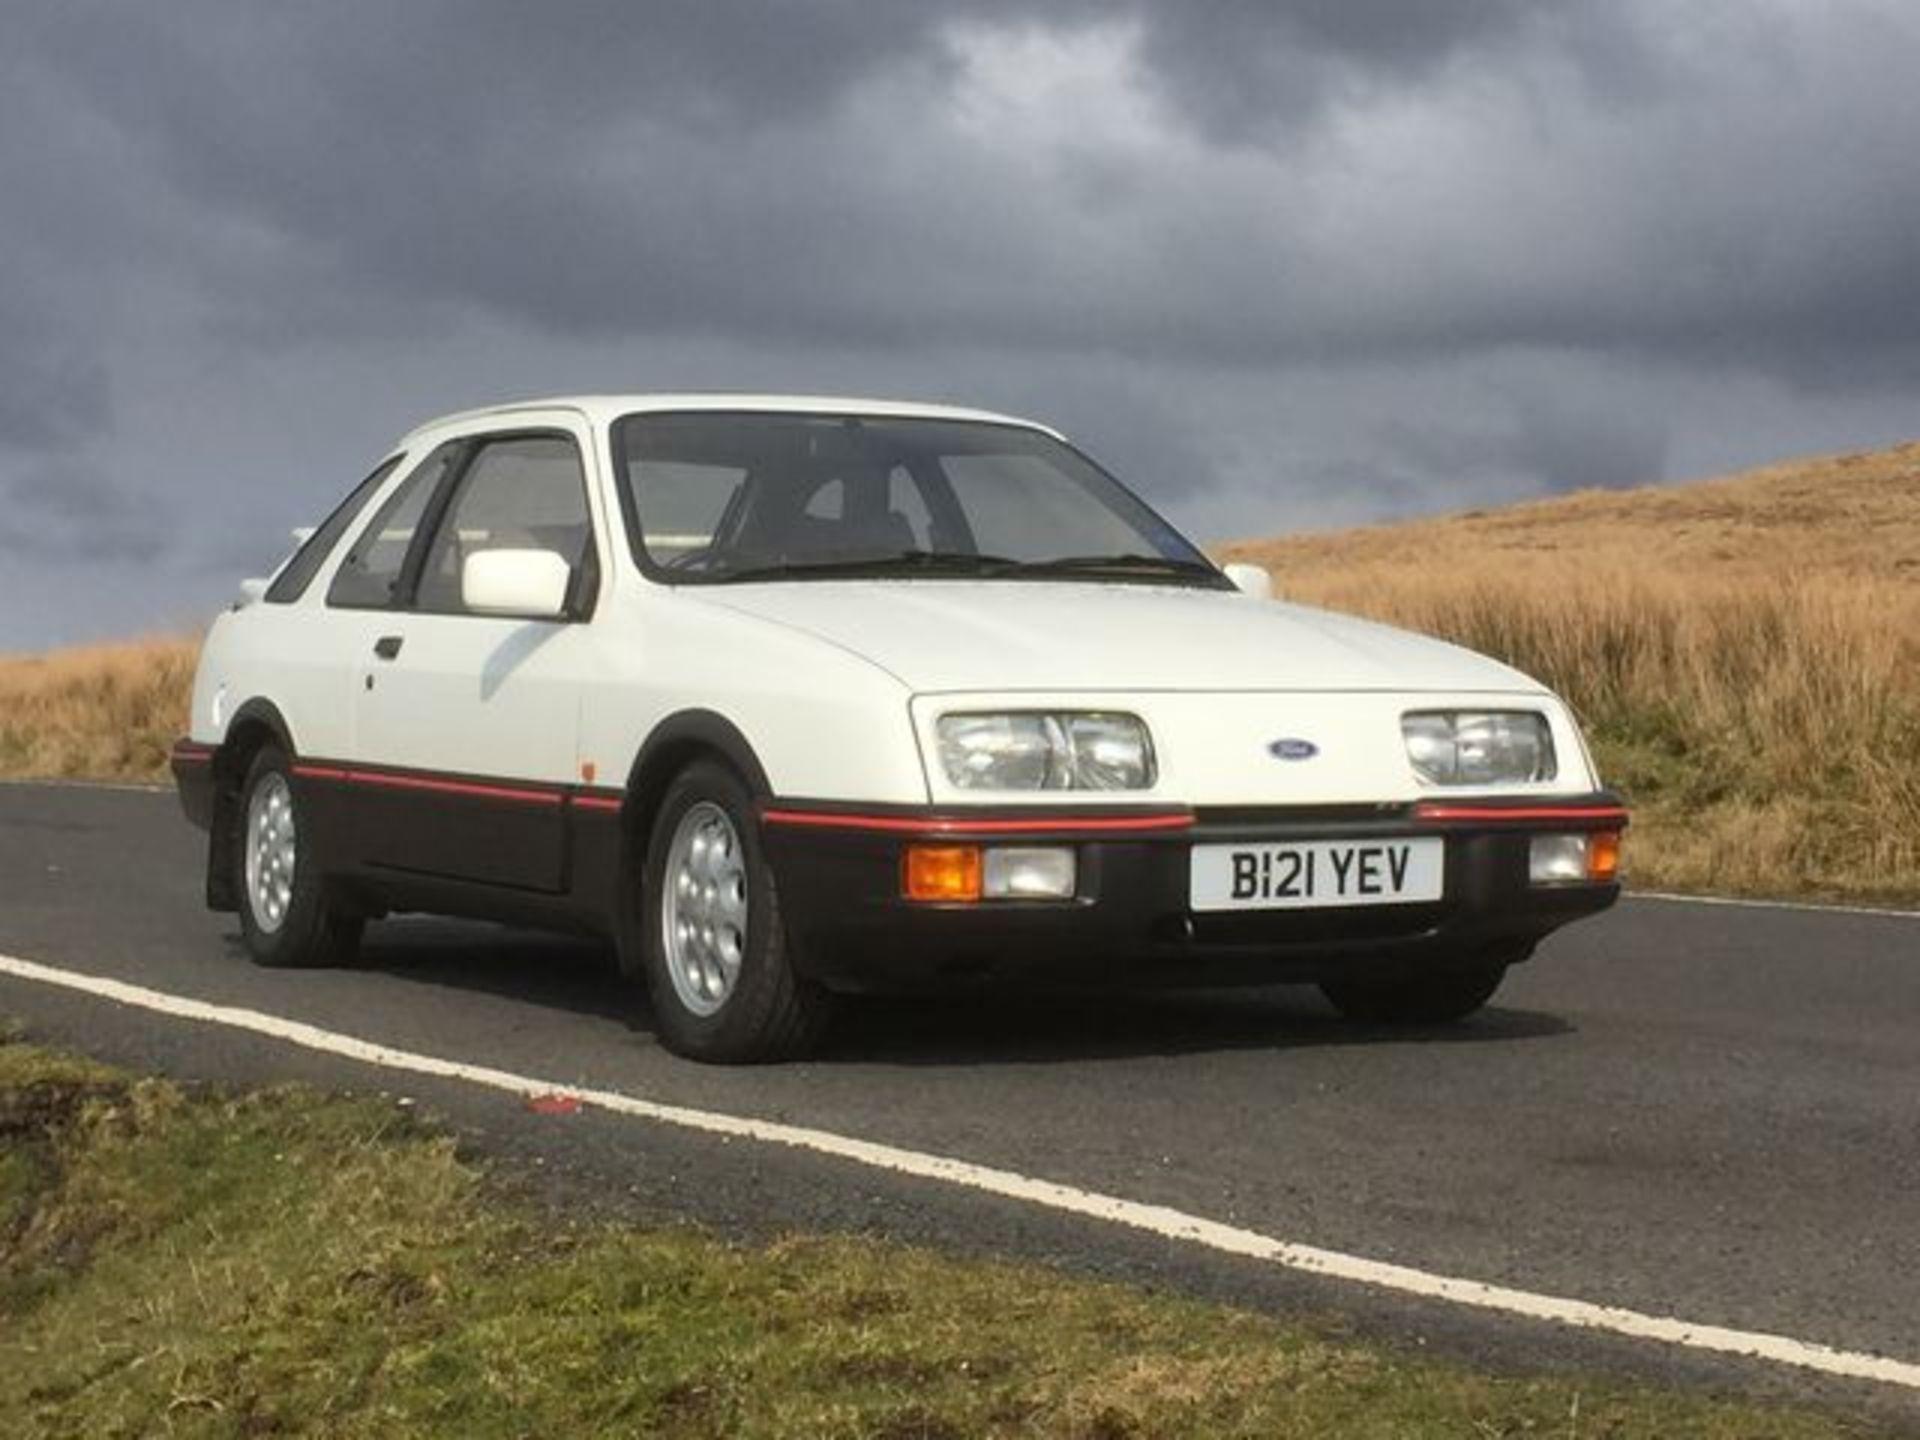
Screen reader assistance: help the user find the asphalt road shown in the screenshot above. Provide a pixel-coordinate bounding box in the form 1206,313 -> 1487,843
3,783 -> 1917,1414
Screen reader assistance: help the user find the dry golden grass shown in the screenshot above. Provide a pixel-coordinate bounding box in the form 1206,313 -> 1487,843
0,637 -> 199,783
1222,440 -> 1920,902
1221,440 -> 1920,586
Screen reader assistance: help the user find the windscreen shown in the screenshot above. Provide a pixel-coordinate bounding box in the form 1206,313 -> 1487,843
612,411 -> 1226,588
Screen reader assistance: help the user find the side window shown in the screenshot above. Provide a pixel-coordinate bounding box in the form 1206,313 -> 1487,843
326,445 -> 458,609
266,455 -> 402,604
414,435 -> 593,615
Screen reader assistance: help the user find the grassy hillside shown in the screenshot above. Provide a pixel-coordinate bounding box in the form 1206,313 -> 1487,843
1222,441 -> 1920,586
1220,441 -> 1920,903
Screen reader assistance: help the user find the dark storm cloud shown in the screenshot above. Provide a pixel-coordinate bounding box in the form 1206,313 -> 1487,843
0,333 -> 103,457
0,286 -> 138,561
3,1 -> 1918,645
0,6 -> 1601,349
17,2 -> 1918,372
1378,395 -> 1671,499
0,459 -> 165,564
1126,0 -> 1635,138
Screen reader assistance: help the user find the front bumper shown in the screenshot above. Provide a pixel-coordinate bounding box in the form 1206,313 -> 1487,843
762,794 -> 1626,991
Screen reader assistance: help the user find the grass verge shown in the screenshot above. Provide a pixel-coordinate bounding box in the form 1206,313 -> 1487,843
0,1027 -> 1889,1438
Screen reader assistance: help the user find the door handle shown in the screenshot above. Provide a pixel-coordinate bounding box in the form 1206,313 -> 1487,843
373,635 -> 404,661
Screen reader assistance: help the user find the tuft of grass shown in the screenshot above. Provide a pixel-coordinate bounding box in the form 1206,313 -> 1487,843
0,1031 -> 1891,1438
0,637 -> 199,783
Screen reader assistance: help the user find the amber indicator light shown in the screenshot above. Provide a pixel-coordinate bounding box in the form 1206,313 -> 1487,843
1588,830 -> 1623,883
903,844 -> 983,902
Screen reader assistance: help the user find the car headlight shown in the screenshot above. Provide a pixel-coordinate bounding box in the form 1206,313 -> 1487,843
936,712 -> 1156,791
1402,710 -> 1557,785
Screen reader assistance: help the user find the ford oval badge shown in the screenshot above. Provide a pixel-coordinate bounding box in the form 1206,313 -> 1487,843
1268,737 -> 1319,761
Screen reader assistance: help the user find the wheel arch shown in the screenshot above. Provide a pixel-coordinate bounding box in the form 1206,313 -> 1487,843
204,698 -> 298,912
623,709 -> 773,820
612,709 -> 773,976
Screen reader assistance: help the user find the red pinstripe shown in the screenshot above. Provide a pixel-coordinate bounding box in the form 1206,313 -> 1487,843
760,808 -> 1194,836
1415,803 -> 1628,824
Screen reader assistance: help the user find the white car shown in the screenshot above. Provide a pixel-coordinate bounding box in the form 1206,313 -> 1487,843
173,395 -> 1626,1061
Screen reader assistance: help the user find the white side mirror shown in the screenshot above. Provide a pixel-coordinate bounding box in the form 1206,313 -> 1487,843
1222,562 -> 1272,600
462,549 -> 572,619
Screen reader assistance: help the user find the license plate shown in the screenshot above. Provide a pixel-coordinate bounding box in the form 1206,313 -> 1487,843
1189,838 -> 1444,912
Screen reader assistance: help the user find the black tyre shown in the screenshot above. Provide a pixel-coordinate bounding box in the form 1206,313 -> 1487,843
235,744 -> 363,968
639,759 -> 834,1062
1320,960 -> 1508,1025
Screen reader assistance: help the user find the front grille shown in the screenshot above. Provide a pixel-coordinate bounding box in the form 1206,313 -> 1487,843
1190,803 -> 1421,843
1194,802 -> 1411,826
1184,901 -> 1452,948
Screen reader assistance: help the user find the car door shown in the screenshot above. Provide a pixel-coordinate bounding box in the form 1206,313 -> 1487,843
343,428 -> 602,892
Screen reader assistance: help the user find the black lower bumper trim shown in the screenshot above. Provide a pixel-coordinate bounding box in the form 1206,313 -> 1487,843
763,795 -> 1624,992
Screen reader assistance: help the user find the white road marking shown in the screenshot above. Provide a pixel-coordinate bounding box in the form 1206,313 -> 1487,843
2,949 -> 1916,1393
1629,891 -> 1919,921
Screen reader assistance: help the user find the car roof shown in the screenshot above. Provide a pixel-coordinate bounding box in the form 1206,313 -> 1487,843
399,394 -> 1064,447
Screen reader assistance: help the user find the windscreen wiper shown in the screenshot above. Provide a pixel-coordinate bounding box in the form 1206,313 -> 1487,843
1012,553 -> 1234,587
711,550 -> 1026,583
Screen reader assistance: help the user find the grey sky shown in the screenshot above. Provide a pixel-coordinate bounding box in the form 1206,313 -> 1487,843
2,2 -> 1916,648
